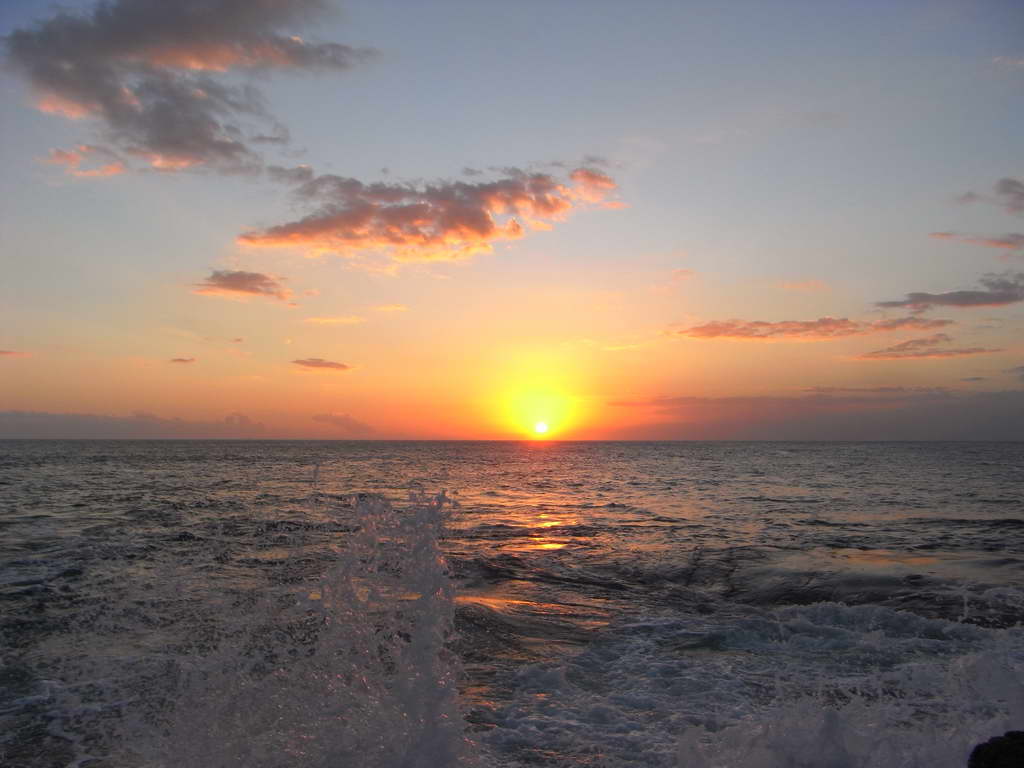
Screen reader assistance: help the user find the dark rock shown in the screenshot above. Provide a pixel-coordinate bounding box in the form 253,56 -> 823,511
969,731 -> 1024,768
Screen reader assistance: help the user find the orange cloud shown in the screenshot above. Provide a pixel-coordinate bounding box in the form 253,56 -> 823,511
675,315 -> 952,341
0,350 -> 30,357
193,270 -> 291,301
373,304 -> 408,312
169,357 -> 196,364
237,167 -> 620,263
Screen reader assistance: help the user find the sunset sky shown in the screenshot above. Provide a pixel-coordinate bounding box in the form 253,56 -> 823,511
1,0 -> 1022,439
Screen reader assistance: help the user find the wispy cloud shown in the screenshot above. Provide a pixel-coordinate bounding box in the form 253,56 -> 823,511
238,166 -> 620,263
930,231 -> 1024,256
992,56 -> 1024,71
673,315 -> 951,341
45,144 -> 125,177
801,386 -> 951,394
1006,365 -> 1024,381
6,0 -> 373,172
311,412 -> 373,435
292,357 -> 350,370
876,272 -> 1024,311
373,304 -> 407,312
0,350 -> 30,357
958,178 -> 1024,215
303,315 -> 365,325
857,334 -> 1001,360
169,357 -> 195,363
193,270 -> 291,301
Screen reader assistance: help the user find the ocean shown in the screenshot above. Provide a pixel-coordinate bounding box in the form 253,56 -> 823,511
1,440 -> 1022,767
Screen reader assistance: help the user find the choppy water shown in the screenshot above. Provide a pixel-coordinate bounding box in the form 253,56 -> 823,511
1,440 -> 1023,767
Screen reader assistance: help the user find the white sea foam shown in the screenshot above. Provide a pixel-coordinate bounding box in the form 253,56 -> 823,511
479,602 -> 1024,767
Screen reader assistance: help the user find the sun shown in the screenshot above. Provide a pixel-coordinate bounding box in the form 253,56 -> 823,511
533,421 -> 549,435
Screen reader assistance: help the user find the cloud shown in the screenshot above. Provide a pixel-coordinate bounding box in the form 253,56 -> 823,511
237,166 -> 620,262
602,390 -> 1024,440
958,178 -> 1024,215
193,269 -> 291,301
267,163 -> 315,184
930,231 -> 1024,255
961,377 -> 987,382
1006,365 -> 1024,381
6,0 -> 373,172
311,412 -> 373,436
292,357 -> 349,370
303,315 -> 365,325
0,350 -> 29,357
674,315 -> 952,341
992,56 -> 1024,70
857,334 -> 1001,360
373,304 -> 407,312
231,337 -> 244,343
0,409 -> 264,438
876,272 -> 1024,311
169,357 -> 196,363
45,144 -> 126,177
801,386 -> 951,394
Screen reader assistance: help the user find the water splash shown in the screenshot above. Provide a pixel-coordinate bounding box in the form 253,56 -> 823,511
122,490 -> 475,768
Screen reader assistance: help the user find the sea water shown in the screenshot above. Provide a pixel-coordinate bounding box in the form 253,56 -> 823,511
1,441 -> 1022,767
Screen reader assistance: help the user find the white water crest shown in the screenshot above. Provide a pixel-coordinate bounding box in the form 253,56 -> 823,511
125,490 -> 475,768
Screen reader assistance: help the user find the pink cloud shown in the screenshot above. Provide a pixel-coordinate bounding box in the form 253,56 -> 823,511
45,144 -> 126,177
0,350 -> 30,357
930,231 -> 1024,255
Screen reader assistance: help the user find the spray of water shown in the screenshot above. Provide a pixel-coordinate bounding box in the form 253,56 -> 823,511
122,490 -> 475,768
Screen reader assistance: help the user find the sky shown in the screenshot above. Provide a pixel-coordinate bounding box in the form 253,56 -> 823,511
1,0 -> 1023,440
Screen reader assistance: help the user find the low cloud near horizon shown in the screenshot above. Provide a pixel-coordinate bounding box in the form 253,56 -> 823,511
0,410 -> 265,439
606,389 -> 1024,441
311,412 -> 373,436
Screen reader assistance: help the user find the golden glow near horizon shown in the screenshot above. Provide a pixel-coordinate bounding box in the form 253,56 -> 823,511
497,377 -> 582,439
